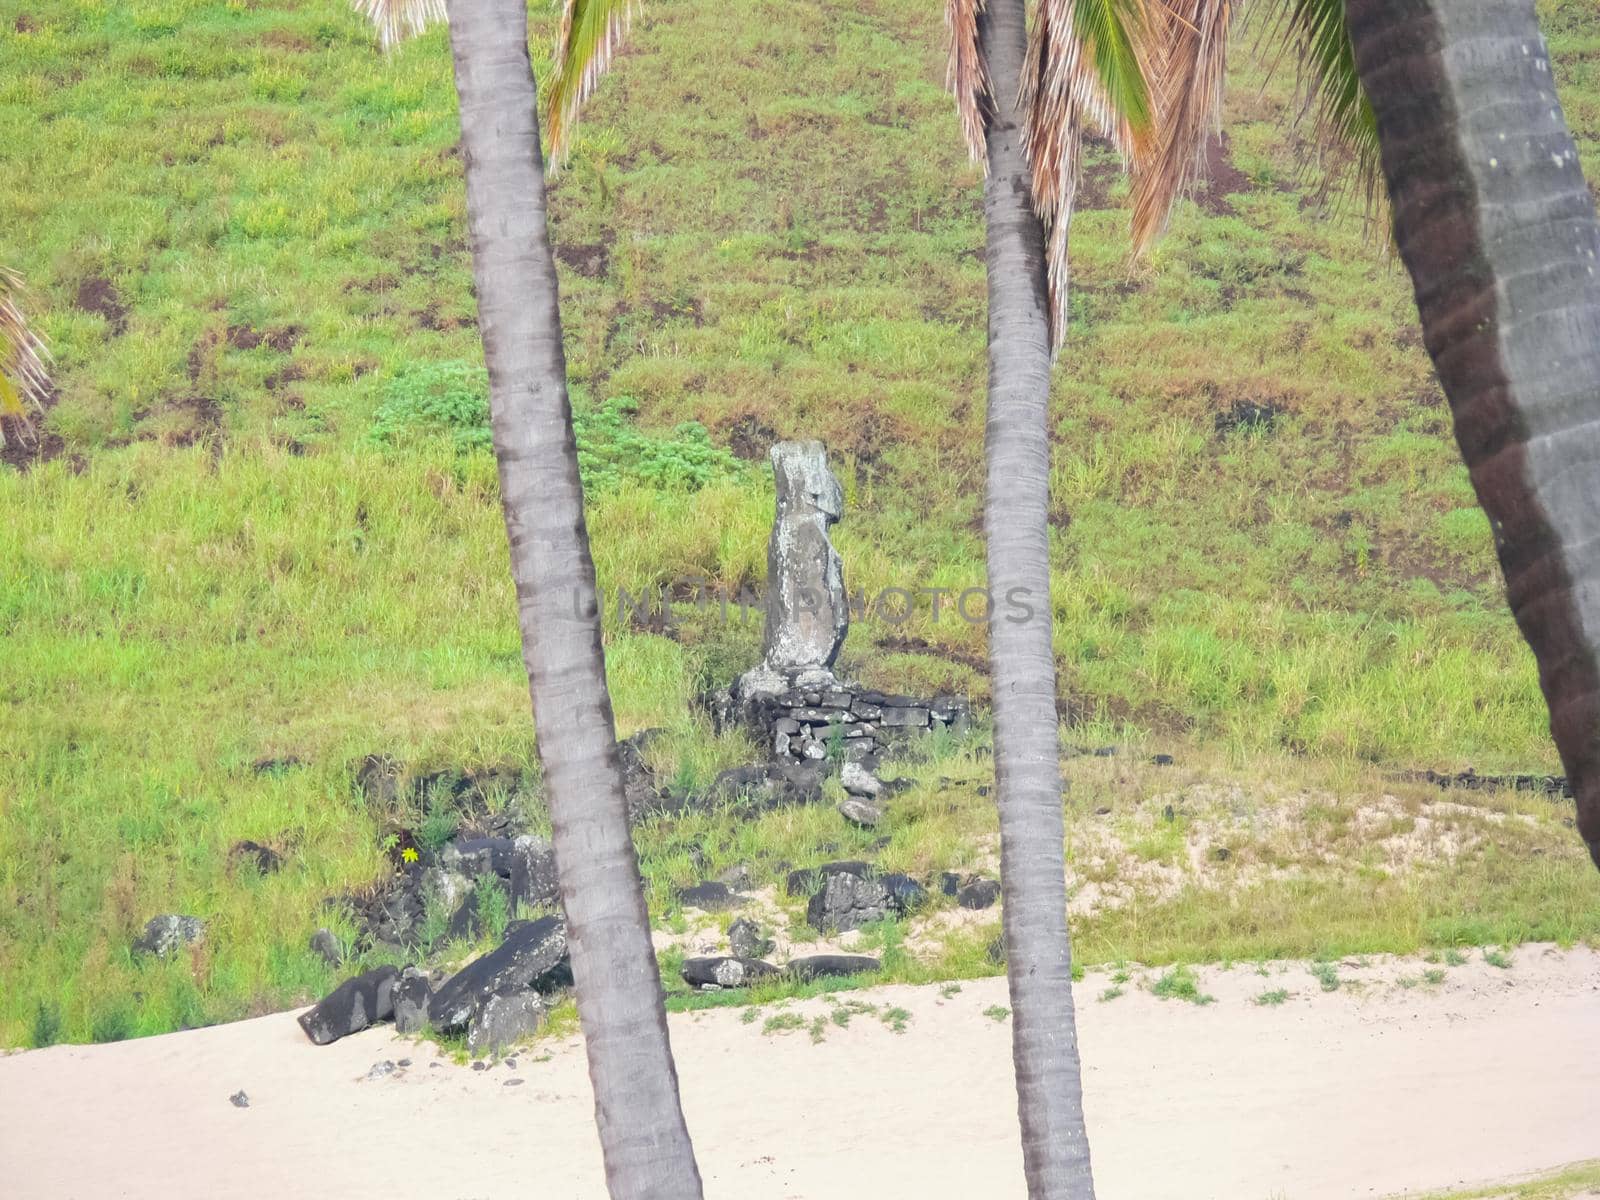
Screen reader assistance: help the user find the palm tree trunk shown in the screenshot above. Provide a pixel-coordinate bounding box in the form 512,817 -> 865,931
978,1 -> 1097,1195
444,0 -> 704,1194
1346,0 -> 1600,869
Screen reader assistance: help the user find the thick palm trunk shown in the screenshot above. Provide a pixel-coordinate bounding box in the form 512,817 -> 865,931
444,0 -> 704,1194
978,1 -> 1096,1196
1346,0 -> 1600,868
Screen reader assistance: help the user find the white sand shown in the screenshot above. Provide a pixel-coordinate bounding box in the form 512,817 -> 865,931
2,946 -> 1596,1199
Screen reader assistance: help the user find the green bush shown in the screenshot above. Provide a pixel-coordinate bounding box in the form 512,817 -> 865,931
369,362 -> 741,491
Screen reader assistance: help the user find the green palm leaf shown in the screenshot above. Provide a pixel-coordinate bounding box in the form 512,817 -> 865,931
1259,0 -> 1381,212
546,0 -> 640,167
1023,0 -> 1155,348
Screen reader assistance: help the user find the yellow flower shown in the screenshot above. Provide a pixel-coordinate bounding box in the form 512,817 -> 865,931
401,846 -> 419,864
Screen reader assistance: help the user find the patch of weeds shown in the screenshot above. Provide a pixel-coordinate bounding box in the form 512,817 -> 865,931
90,1002 -> 135,1044
880,1006 -> 912,1033
417,799 -> 459,852
1098,985 -> 1125,1002
939,983 -> 962,999
1310,961 -> 1341,992
1444,948 -> 1468,967
1254,988 -> 1289,1006
983,1005 -> 1011,1023
415,879 -> 453,956
809,1015 -> 829,1043
1397,975 -> 1420,990
1483,947 -> 1514,970
762,1011 -> 806,1036
30,1002 -> 61,1049
474,873 -> 510,944
1152,964 -> 1215,1005
741,1006 -> 760,1025
830,999 -> 877,1029
1423,968 -> 1447,986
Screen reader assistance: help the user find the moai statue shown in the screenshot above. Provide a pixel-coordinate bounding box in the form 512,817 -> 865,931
739,441 -> 848,697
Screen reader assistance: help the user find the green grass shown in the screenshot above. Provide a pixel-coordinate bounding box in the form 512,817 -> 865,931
1397,1160 -> 1600,1200
1253,988 -> 1289,1006
1151,963 -> 1215,1005
1,0 -> 1600,1044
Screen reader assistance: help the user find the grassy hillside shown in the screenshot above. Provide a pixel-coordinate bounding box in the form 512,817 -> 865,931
2,0 -> 1599,1044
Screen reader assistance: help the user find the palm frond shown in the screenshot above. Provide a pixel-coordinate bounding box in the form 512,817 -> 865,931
1255,0 -> 1381,216
546,0 -> 640,169
1127,0 -> 1235,257
0,267 -> 52,450
944,0 -> 990,169
352,0 -> 445,51
1023,0 -> 1154,349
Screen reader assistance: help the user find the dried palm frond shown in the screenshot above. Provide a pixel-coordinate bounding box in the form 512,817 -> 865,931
945,0 -> 991,169
1024,0 -> 1154,349
352,0 -> 445,51
1254,0 -> 1382,218
1127,0 -> 1235,257
546,0 -> 641,169
0,267 -> 52,450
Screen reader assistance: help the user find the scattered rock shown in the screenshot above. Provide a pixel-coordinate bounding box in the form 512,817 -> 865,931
441,836 -> 513,878
879,705 -> 930,729
675,881 -> 740,912
422,866 -> 474,918
839,761 -> 882,798
786,955 -> 881,981
618,728 -> 667,819
509,835 -> 560,909
716,863 -> 753,890
228,840 -> 283,874
309,928 -> 342,967
504,1078 -> 524,1087
132,915 -> 205,960
356,754 -> 402,807
727,917 -> 774,960
393,966 -> 433,1035
880,873 -> 928,913
229,1091 -> 249,1109
786,860 -> 870,897
429,917 -> 569,1032
1151,753 -> 1175,766
956,879 -> 1001,910
806,870 -> 893,933
681,956 -> 778,989
364,1060 -> 397,1081
298,965 -> 401,1046
467,991 -> 546,1056
837,798 -> 882,828
1215,399 -> 1282,435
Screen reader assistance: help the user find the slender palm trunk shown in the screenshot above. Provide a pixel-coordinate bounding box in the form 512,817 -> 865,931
978,1 -> 1096,1195
1346,0 -> 1600,869
444,0 -> 704,1194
